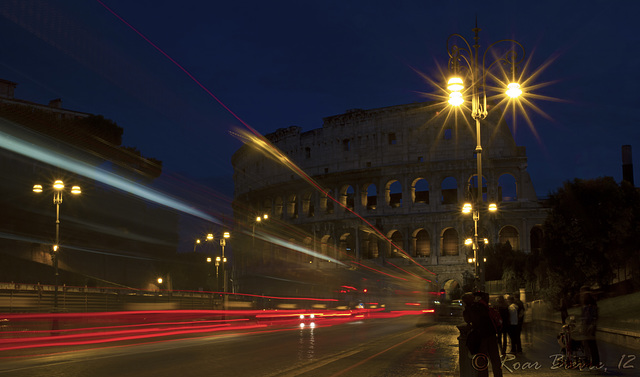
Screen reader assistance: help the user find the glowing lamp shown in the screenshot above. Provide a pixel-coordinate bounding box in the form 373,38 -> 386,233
71,185 -> 81,195
465,238 -> 473,246
223,232 -> 230,239
53,180 -> 64,190
448,91 -> 464,106
447,77 -> 464,92
488,203 -> 497,212
462,203 -> 472,214
506,83 -> 522,98
33,184 -> 43,193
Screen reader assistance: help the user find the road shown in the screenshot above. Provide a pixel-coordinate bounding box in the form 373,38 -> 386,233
1,314 -> 638,377
0,314 -> 459,377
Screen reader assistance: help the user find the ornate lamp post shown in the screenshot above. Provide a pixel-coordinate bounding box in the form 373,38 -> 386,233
33,180 -> 81,310
447,23 -> 525,291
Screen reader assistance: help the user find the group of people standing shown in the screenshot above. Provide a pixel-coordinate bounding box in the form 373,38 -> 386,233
462,292 -> 527,377
495,294 -> 525,355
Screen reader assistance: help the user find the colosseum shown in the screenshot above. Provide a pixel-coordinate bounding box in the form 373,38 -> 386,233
231,101 -> 547,301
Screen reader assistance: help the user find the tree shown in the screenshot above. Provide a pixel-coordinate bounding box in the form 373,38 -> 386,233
540,177 -> 640,306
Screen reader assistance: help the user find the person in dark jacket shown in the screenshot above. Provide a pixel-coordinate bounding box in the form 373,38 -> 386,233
496,295 -> 510,355
462,292 -> 503,377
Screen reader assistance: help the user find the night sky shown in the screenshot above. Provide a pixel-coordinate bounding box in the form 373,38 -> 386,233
1,0 -> 639,207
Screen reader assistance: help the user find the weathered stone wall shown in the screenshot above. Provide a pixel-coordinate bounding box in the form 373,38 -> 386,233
232,102 -> 548,293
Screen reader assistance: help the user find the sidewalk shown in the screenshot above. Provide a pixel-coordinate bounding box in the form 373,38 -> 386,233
403,320 -> 639,376
482,321 -> 638,376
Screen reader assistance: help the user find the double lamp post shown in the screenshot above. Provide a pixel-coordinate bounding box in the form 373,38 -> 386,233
33,180 -> 81,310
445,23 -> 525,291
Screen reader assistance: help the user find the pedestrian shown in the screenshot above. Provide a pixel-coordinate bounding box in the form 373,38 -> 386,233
560,295 -> 569,325
515,296 -> 525,351
496,295 -> 510,356
580,288 -> 600,367
507,295 -> 522,354
462,292 -> 503,377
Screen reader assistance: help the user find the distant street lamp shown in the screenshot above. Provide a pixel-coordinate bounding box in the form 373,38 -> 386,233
33,180 -> 81,310
220,231 -> 230,295
447,22 -> 525,291
193,238 -> 201,252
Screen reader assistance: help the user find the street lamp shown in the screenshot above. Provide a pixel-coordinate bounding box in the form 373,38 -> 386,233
447,22 -> 524,291
33,179 -> 81,310
193,238 -> 201,252
220,231 -> 230,294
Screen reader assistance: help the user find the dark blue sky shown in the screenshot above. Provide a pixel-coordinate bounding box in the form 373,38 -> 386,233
1,0 -> 639,205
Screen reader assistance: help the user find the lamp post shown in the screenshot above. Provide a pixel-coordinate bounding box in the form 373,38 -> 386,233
447,22 -> 524,291
33,180 -> 81,310
220,232 -> 230,294
252,214 -> 268,263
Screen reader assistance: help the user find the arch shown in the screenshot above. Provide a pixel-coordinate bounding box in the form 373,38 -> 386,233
274,196 -> 283,219
499,225 -> 520,250
413,228 -> 430,257
302,191 -> 314,217
320,235 -> 335,260
442,279 -> 463,300
441,177 -> 458,205
530,226 -> 543,254
386,180 -> 402,208
339,233 -> 355,260
412,178 -> 429,204
321,189 -> 335,214
387,230 -> 403,258
498,173 -> 517,202
441,228 -> 459,256
286,193 -> 298,219
363,232 -> 379,259
365,184 -> 377,210
340,185 -> 355,211
467,174 -> 488,202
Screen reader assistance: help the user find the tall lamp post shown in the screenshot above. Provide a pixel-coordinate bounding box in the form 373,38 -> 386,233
447,23 -> 524,291
33,180 -> 81,310
220,231 -> 230,294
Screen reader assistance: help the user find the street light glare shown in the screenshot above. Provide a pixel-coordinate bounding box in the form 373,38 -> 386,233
462,203 -> 472,214
447,77 -> 464,92
488,203 -> 497,212
53,180 -> 64,190
506,83 -> 522,98
448,91 -> 464,106
71,185 -> 82,195
33,184 -> 43,193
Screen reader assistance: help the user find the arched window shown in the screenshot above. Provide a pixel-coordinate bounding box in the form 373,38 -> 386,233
339,233 -> 355,260
413,178 -> 429,204
468,174 -> 488,202
366,184 -> 377,210
441,177 -> 458,205
388,230 -> 403,258
442,228 -> 459,256
340,185 -> 355,210
274,196 -> 283,219
499,226 -> 520,250
302,191 -> 314,217
414,229 -> 430,257
530,226 -> 543,253
286,194 -> 298,219
364,233 -> 379,259
387,180 -> 402,208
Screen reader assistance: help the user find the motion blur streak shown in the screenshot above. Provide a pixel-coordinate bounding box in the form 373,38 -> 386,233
254,231 -> 347,265
0,119 -> 218,223
234,129 -> 436,277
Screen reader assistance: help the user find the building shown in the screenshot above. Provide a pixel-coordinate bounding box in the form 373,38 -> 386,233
0,79 -> 180,289
232,101 -> 547,299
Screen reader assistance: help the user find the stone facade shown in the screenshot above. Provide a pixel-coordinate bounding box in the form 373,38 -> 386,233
232,102 -> 547,297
